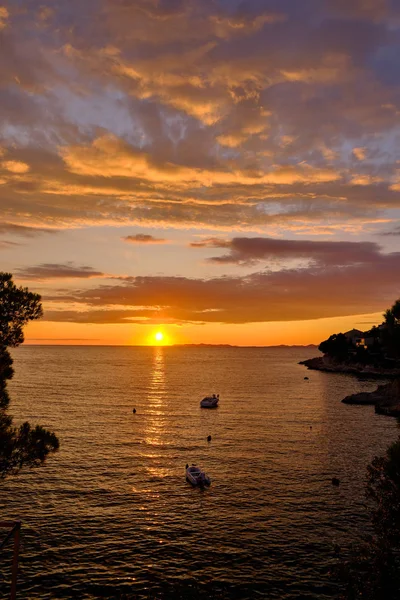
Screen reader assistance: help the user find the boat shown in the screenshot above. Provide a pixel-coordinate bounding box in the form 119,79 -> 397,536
200,394 -> 219,408
185,464 -> 211,486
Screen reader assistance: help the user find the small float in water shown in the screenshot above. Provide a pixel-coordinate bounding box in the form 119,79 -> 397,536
185,464 -> 211,486
200,394 -> 219,408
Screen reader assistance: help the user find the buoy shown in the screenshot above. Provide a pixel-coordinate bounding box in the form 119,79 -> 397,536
133,408 -> 136,414
207,435 -> 212,442
304,376 -> 309,380
331,477 -> 340,486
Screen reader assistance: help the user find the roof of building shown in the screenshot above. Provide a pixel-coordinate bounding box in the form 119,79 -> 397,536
344,329 -> 364,338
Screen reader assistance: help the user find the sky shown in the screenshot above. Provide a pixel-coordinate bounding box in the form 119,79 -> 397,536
1,0 -> 400,346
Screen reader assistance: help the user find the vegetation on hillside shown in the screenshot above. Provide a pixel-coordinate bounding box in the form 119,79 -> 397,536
0,273 -> 59,479
338,432 -> 400,599
318,299 -> 400,366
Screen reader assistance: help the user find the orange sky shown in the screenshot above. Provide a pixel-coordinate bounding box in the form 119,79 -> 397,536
24,311 -> 384,346
1,1 -> 400,346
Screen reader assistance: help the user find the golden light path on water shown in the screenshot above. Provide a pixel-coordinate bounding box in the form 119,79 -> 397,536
144,347 -> 168,478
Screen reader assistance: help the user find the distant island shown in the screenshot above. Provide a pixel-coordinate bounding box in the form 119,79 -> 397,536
177,343 -> 317,348
178,343 -> 236,347
301,298 -> 400,417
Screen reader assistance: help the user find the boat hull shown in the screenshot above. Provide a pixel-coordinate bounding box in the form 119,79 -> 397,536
200,397 -> 219,408
186,466 -> 211,486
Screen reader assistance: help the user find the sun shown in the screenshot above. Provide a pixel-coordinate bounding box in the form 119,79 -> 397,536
147,329 -> 171,346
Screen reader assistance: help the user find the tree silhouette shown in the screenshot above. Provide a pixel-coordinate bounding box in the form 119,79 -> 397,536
383,300 -> 400,359
319,333 -> 350,359
337,434 -> 400,599
0,273 -> 59,478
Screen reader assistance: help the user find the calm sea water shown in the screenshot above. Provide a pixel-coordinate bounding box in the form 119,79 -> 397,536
0,346 -> 398,599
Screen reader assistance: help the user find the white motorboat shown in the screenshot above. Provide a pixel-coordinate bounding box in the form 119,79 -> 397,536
200,394 -> 219,408
185,464 -> 211,486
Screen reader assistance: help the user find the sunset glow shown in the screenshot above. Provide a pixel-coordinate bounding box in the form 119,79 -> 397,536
3,5 -> 400,599
1,1 -> 399,346
147,330 -> 171,347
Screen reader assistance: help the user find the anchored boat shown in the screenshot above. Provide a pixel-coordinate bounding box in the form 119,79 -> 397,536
200,394 -> 219,408
185,464 -> 211,486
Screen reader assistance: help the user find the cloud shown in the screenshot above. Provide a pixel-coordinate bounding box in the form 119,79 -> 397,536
0,222 -> 58,237
379,226 -> 400,236
61,134 -> 341,187
349,175 -> 384,185
190,237 -> 231,249
122,234 -> 167,244
0,240 -> 19,249
1,160 -> 30,173
0,6 -> 8,30
352,147 -> 366,161
43,247 -> 400,324
0,0 -> 398,238
191,236 -> 385,266
16,263 -> 105,280
389,172 -> 400,191
326,0 -> 390,21
43,308 -> 160,324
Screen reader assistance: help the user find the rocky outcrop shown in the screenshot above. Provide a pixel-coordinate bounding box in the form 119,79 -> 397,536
341,391 -> 378,405
342,379 -> 400,418
300,355 -> 400,378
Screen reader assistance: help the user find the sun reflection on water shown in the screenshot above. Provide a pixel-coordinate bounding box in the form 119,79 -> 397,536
144,346 -> 166,450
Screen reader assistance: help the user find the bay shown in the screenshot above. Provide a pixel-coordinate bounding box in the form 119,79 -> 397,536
0,346 -> 398,599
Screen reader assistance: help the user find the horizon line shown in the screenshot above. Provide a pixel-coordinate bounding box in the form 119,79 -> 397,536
21,342 -> 318,348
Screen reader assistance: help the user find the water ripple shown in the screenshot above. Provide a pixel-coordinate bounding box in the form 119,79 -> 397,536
0,346 -> 397,599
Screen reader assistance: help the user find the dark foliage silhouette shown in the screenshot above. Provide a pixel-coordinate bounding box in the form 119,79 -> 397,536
337,434 -> 400,599
319,298 -> 400,365
0,273 -> 59,478
318,333 -> 350,359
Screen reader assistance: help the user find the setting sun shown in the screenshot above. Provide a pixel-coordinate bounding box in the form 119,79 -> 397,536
150,330 -> 172,345
144,329 -> 172,346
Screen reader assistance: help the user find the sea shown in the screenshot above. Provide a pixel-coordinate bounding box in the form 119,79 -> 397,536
0,345 -> 398,599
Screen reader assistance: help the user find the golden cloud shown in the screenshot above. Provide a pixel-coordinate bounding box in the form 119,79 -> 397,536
2,160 -> 30,174
353,147 -> 367,161
0,6 -> 8,29
61,134 -> 341,187
0,0 -> 398,244
350,175 -> 383,185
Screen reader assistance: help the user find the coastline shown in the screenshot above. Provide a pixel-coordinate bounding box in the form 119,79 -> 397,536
342,380 -> 400,418
300,356 -> 400,418
299,355 -> 400,379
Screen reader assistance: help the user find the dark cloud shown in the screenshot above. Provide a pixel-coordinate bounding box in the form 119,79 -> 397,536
44,247 -> 400,324
0,222 -> 58,237
16,263 -> 105,280
326,0 -> 391,21
379,226 -> 400,236
122,234 -> 167,243
0,240 -> 20,249
193,236 -> 384,266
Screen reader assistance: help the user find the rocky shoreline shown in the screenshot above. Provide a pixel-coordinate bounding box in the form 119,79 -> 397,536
299,355 -> 400,378
300,356 -> 400,418
342,380 -> 400,418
